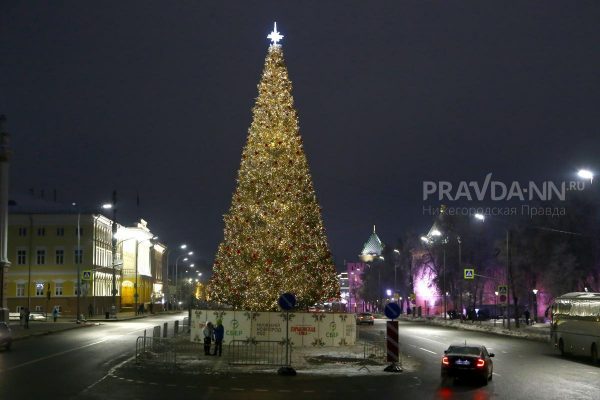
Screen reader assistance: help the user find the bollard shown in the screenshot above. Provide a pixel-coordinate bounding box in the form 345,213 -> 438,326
174,320 -> 179,336
163,322 -> 168,338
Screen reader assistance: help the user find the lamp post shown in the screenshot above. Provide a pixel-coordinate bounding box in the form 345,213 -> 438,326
393,249 -> 400,299
134,236 -> 157,315
0,116 -> 11,323
532,288 -> 538,323
175,251 -> 193,305
102,191 -> 118,318
72,202 -> 81,323
474,213 -> 511,329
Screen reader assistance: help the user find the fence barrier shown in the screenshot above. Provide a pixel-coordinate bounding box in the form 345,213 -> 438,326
361,339 -> 387,361
228,340 -> 291,366
135,336 -> 203,367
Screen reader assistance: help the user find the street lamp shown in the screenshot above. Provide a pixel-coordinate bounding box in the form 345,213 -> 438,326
134,235 -> 158,315
102,191 -> 118,318
72,202 -> 81,323
494,291 -> 499,326
393,249 -> 400,299
175,251 -> 193,303
421,233 -> 447,319
577,169 -> 594,183
532,288 -> 539,323
474,213 -> 511,329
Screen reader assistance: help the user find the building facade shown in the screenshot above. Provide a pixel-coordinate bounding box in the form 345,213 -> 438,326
6,197 -> 166,317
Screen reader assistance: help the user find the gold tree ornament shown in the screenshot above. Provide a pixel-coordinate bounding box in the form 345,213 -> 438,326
209,26 -> 339,311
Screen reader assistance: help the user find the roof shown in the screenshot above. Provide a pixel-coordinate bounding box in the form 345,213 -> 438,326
360,225 -> 383,257
555,292 -> 600,300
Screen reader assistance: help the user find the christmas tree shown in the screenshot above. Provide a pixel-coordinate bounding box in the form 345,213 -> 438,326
209,24 -> 340,311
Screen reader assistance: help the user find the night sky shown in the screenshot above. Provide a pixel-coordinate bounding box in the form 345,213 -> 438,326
1,2 -> 599,272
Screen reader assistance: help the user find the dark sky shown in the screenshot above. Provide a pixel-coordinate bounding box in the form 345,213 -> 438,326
1,1 -> 599,271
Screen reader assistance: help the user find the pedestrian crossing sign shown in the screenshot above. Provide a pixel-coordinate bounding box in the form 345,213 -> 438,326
82,270 -> 92,281
498,285 -> 508,304
464,268 -> 475,279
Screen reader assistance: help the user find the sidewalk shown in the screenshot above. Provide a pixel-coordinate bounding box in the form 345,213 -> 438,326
8,312 -> 151,340
404,315 -> 551,342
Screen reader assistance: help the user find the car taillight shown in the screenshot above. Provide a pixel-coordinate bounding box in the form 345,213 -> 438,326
442,356 -> 449,365
476,358 -> 485,368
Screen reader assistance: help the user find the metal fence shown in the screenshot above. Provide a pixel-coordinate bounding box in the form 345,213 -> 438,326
135,319 -> 201,367
360,339 -> 387,361
228,339 -> 292,366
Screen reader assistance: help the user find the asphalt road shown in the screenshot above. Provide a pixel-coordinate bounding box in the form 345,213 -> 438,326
0,313 -> 186,399
2,317 -> 599,400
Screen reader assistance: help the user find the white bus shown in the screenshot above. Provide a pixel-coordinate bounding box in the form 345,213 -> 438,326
551,292 -> 600,363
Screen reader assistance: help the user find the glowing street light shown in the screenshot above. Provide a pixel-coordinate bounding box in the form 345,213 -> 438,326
577,169 -> 594,183
474,213 -> 485,221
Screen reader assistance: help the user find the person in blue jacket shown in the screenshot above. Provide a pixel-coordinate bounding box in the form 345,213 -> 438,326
212,319 -> 224,356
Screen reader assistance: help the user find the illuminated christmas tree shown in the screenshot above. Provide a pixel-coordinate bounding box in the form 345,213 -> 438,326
209,24 -> 339,311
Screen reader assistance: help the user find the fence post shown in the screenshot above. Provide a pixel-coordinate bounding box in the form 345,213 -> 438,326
163,322 -> 168,338
174,320 -> 179,336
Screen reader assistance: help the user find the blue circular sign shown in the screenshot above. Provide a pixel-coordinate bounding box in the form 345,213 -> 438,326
384,302 -> 401,320
278,292 -> 296,311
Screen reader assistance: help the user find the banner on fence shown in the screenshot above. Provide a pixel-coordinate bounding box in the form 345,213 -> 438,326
190,310 -> 356,347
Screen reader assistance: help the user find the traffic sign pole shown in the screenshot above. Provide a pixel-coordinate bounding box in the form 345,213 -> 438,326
383,303 -> 403,373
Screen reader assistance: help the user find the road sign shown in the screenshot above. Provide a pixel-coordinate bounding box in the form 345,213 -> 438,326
386,320 -> 399,362
464,268 -> 475,280
384,303 -> 401,320
278,292 -> 296,311
82,270 -> 92,281
498,285 -> 508,304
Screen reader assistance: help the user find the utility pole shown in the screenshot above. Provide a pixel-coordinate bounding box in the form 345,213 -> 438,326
111,190 -> 118,318
0,116 -> 11,322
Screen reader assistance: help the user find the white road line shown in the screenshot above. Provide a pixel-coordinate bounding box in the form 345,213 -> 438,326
493,372 -> 502,377
419,347 -> 437,354
231,388 -> 245,391
0,338 -> 110,372
413,336 -> 447,346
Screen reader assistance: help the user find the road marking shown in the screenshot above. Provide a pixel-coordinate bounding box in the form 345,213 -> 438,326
493,372 -> 502,377
254,389 -> 269,392
0,338 -> 110,373
231,388 -> 244,391
419,347 -> 437,354
413,336 -> 447,346
278,390 -> 292,393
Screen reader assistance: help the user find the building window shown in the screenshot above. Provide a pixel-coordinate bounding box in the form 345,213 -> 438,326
76,227 -> 83,237
35,284 -> 44,297
56,249 -> 64,265
74,249 -> 83,264
57,227 -> 65,236
54,283 -> 63,296
37,249 -> 46,265
16,283 -> 25,297
37,227 -> 46,236
17,249 -> 27,265
18,227 -> 27,236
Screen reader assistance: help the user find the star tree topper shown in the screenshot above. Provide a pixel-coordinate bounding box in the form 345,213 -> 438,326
267,22 -> 284,45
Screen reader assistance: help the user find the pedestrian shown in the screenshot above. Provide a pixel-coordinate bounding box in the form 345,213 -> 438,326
24,307 -> 30,328
212,319 -> 224,356
203,322 -> 214,355
19,307 -> 24,326
52,307 -> 58,322
524,309 -> 530,325
88,303 -> 93,318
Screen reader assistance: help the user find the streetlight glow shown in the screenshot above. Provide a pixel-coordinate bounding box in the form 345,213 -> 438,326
577,169 -> 594,183
102,203 -> 113,209
431,229 -> 442,236
474,213 -> 485,221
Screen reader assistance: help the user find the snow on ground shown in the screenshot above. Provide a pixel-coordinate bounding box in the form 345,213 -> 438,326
132,317 -> 548,377
164,342 -> 417,376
